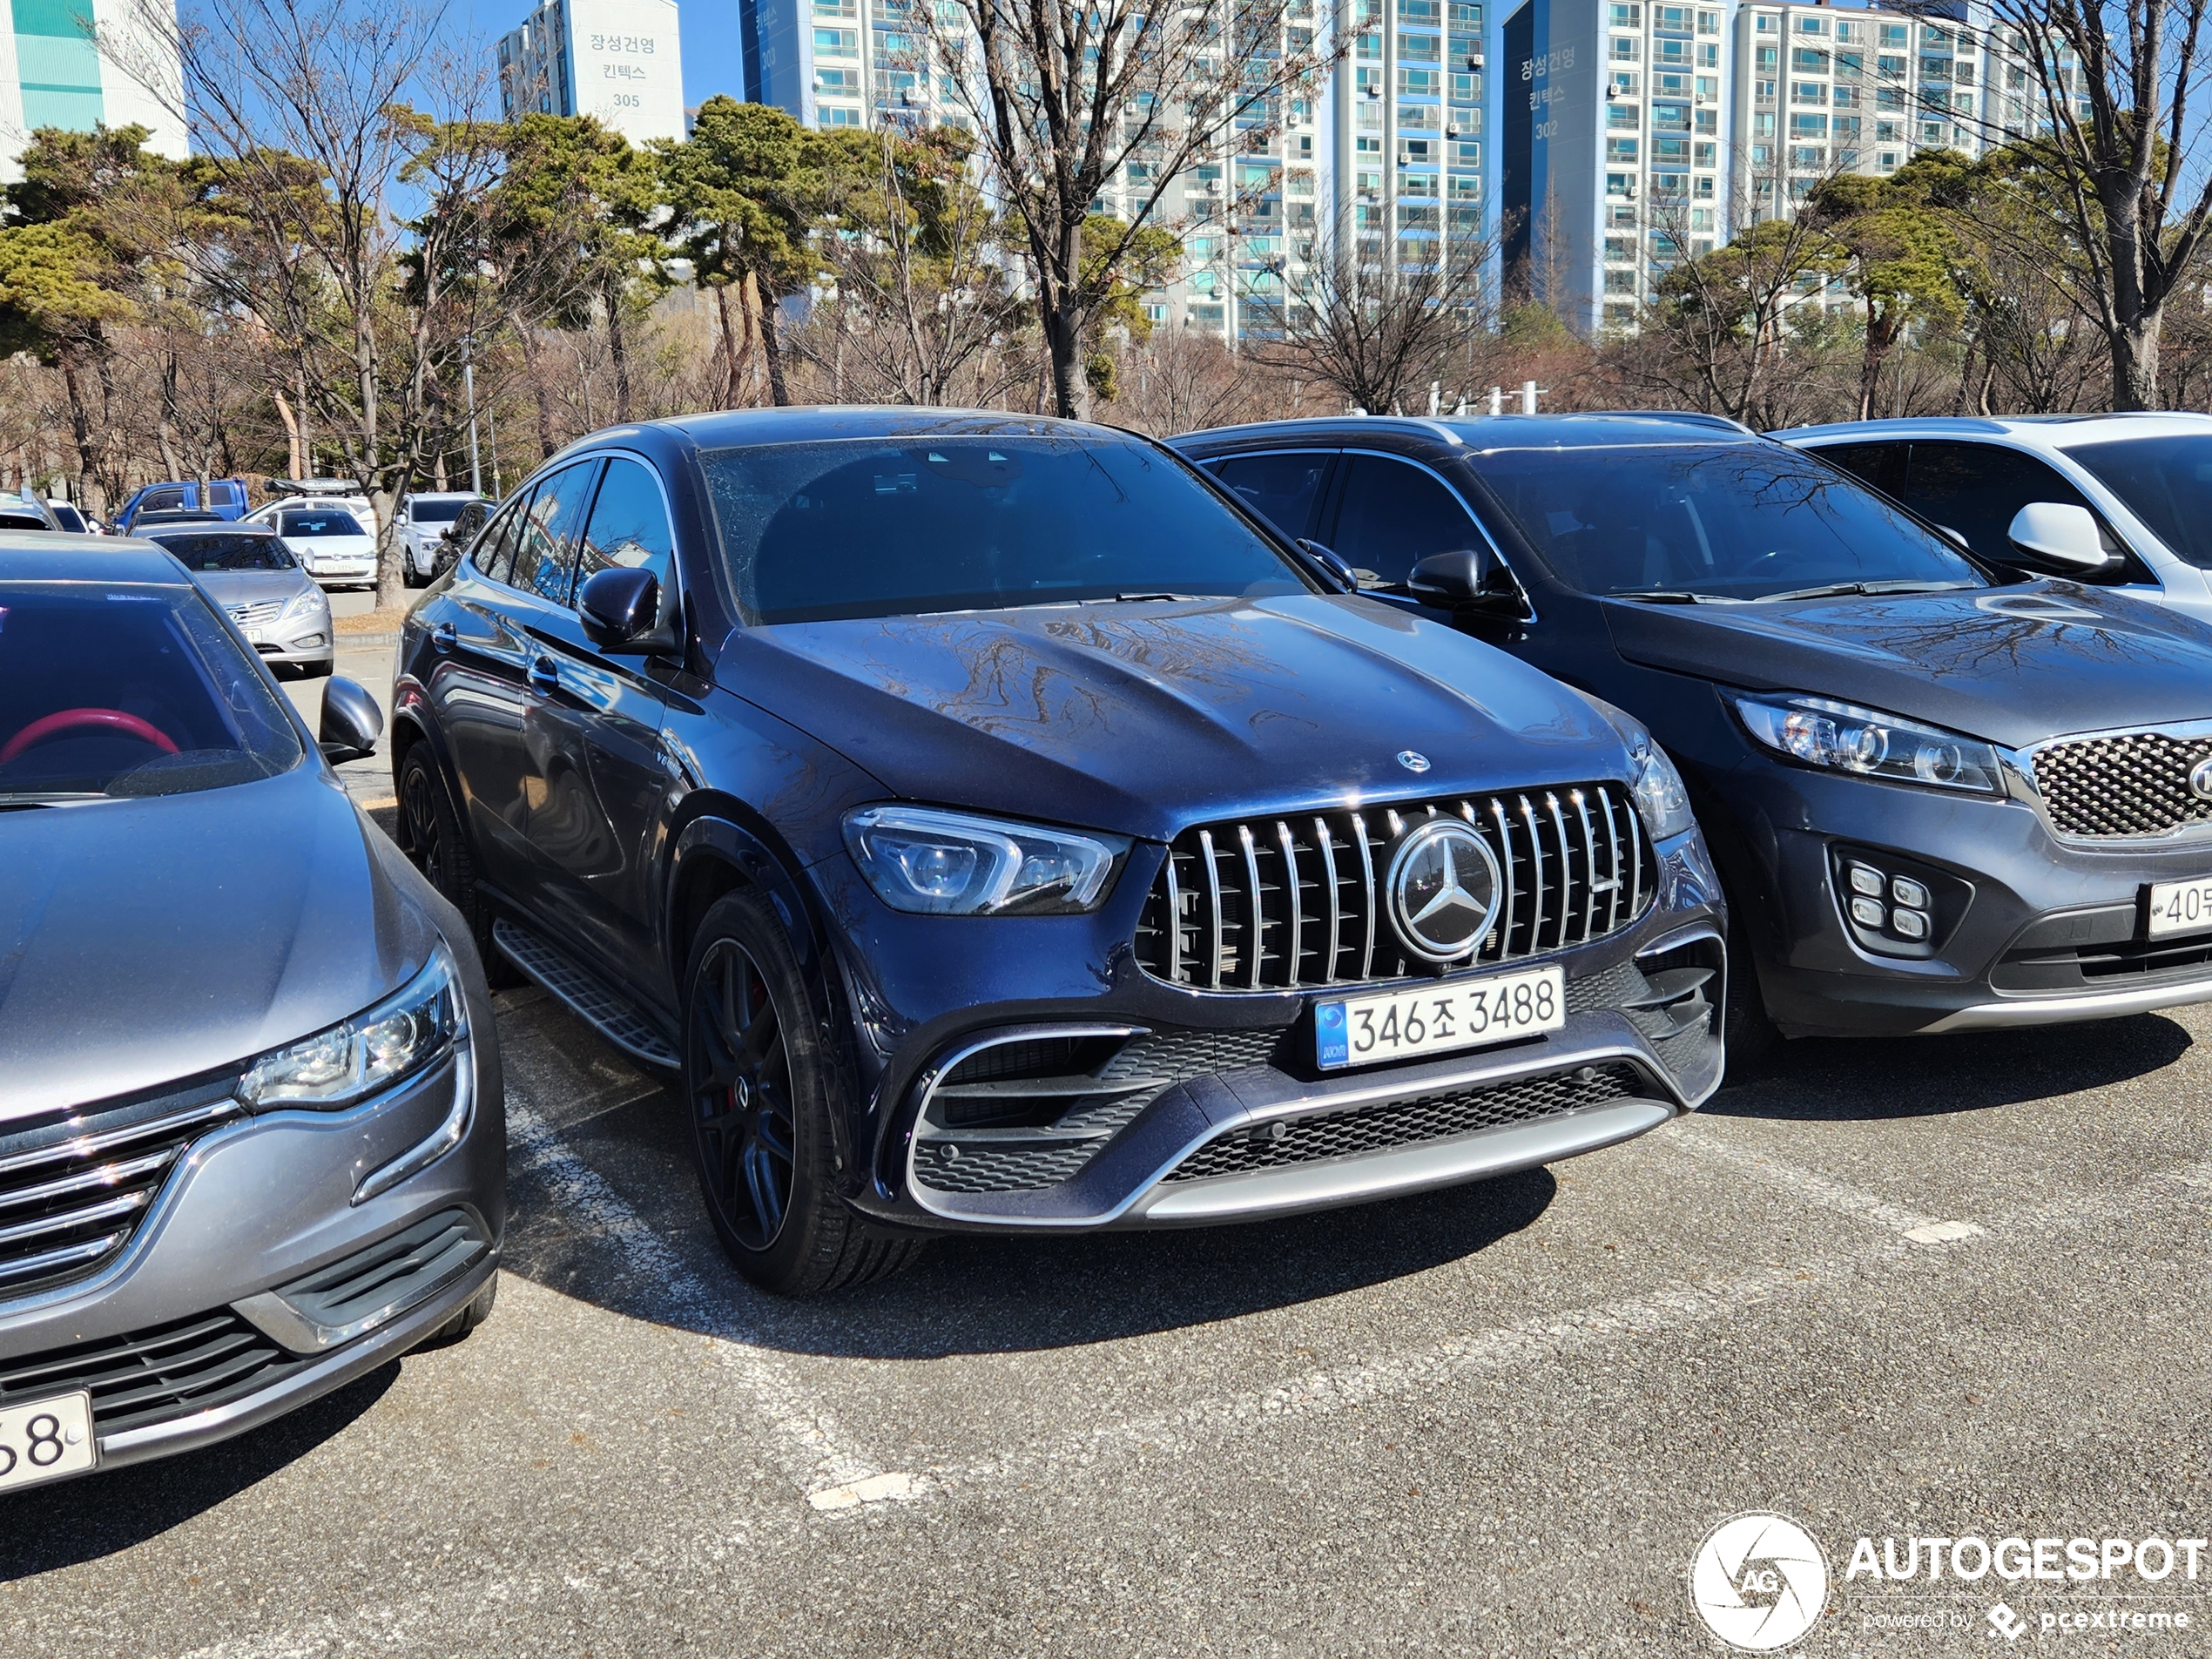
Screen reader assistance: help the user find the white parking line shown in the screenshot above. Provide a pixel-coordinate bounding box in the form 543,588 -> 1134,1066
1659,1121 -> 1986,1242
506,1099 -> 914,1510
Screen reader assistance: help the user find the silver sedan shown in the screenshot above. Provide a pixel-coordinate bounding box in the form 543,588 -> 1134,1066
142,523 -> 335,678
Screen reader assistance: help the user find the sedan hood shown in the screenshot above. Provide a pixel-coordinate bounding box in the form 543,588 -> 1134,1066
0,767 -> 442,1123
1603,583 -> 2212,750
717,595 -> 1633,842
193,569 -> 313,610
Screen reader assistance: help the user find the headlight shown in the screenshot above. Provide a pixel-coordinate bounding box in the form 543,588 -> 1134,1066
1732,691 -> 2002,796
1627,738 -> 1696,841
280,588 -> 327,620
241,945 -> 464,1110
843,806 -> 1129,915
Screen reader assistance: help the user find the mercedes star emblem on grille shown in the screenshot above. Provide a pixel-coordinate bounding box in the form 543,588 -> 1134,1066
1385,819 -> 1502,964
1397,750 -> 1432,773
2189,757 -> 2212,801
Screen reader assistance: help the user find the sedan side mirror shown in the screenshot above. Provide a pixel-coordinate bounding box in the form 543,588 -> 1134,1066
1406,548 -> 1531,619
578,567 -> 671,652
320,676 -> 383,764
2006,502 -> 2120,575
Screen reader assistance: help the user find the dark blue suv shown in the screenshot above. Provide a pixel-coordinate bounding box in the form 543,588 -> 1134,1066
391,410 -> 1724,1293
1174,413 -> 2212,1055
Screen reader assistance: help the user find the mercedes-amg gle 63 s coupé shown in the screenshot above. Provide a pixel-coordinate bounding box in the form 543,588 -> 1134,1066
394,409 -> 1726,1295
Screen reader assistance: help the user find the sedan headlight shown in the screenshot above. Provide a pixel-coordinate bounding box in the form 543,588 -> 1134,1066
241,946 -> 464,1110
844,806 -> 1129,915
1732,691 -> 2002,796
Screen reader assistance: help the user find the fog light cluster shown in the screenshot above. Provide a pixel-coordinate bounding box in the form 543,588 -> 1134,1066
1843,860 -> 1932,943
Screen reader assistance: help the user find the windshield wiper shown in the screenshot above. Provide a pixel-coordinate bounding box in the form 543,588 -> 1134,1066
1106,591 -> 1218,604
1757,579 -> 1977,604
1612,590 -> 1745,605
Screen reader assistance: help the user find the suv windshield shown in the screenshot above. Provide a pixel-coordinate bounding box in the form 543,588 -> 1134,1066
1476,442 -> 1986,601
702,434 -> 1312,624
155,533 -> 297,571
2067,434 -> 2212,569
279,510 -> 362,538
408,498 -> 469,524
0,584 -> 304,801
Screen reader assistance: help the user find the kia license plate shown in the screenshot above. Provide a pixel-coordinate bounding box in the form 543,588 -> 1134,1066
2148,876 -> 2212,940
0,1390 -> 96,1493
1315,965 -> 1566,1070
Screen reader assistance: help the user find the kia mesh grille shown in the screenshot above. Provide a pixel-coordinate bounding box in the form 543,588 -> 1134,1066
1131,785 -> 1656,991
2033,731 -> 2212,839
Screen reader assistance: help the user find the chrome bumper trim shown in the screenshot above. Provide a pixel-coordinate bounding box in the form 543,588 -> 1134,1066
1130,1099 -> 1674,1224
1923,971 -> 2212,1032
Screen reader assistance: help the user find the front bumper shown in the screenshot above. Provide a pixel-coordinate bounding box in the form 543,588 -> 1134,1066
307,557 -> 377,589
0,1015 -> 503,1482
1723,753 -> 2212,1035
821,826 -> 1724,1233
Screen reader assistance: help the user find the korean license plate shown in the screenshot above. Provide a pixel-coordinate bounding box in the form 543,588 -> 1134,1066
2148,876 -> 2212,940
0,1390 -> 96,1493
1315,965 -> 1566,1070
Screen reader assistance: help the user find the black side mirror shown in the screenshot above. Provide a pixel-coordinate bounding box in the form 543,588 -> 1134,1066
1297,538 -> 1358,592
578,567 -> 666,651
319,676 -> 383,764
1406,548 -> 1530,619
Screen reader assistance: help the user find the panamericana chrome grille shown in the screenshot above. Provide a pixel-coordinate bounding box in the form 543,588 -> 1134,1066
2033,729 -> 2212,839
226,598 -> 287,629
1131,785 -> 1656,992
0,1083 -> 243,1298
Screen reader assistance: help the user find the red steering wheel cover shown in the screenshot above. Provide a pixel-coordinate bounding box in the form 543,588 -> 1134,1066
0,708 -> 181,765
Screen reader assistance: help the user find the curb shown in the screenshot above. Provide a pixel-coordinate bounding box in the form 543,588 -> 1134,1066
334,632 -> 401,650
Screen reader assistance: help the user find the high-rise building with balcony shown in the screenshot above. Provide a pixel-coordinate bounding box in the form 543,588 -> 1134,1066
498,0 -> 687,147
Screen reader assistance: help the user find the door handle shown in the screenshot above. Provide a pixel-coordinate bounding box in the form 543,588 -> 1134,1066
431,621 -> 456,653
527,654 -> 559,692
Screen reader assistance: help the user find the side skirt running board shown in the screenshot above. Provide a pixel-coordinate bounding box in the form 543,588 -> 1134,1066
492,918 -> 681,1070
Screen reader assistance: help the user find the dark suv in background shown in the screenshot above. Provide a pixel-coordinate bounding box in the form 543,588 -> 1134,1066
1174,414 -> 2212,1050
392,408 -> 1725,1294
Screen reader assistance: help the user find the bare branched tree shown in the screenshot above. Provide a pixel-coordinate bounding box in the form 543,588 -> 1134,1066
927,0 -> 1339,420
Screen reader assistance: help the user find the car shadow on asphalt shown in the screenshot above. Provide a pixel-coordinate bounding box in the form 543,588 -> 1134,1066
1704,1012 -> 2192,1121
0,1365 -> 396,1579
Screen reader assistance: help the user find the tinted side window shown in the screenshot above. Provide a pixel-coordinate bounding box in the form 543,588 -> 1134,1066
1902,442 -> 2096,566
507,462 -> 604,604
1325,454 -> 1484,586
1212,451 -> 1332,540
1811,441 -> 1906,496
573,457 -> 676,598
475,494 -> 532,583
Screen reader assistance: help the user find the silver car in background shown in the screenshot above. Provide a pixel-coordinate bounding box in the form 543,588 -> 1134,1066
0,540 -> 503,1491
141,523 -> 334,678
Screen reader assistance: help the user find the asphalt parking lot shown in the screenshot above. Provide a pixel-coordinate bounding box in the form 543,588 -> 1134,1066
6,632 -> 2209,1657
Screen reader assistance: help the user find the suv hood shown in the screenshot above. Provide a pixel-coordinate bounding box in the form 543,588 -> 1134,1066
0,767 -> 442,1123
717,595 -> 1633,842
1603,583 -> 2212,750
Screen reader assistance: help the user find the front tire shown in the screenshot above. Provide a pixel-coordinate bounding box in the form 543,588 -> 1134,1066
395,742 -> 514,983
681,890 -> 922,1296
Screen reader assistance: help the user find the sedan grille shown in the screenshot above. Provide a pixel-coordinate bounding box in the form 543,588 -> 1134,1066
0,1310 -> 307,1435
0,1082 -> 244,1300
1132,785 -> 1656,992
226,598 -> 287,629
2033,730 -> 2212,839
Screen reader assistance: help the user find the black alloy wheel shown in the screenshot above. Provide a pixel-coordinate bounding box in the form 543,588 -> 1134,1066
679,889 -> 924,1295
691,937 -> 798,1251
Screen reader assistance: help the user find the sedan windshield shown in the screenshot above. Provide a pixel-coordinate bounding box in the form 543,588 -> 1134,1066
279,510 -> 364,538
701,434 -> 1312,624
0,584 -> 303,801
2067,434 -> 2212,569
155,533 -> 297,571
1474,442 -> 1986,602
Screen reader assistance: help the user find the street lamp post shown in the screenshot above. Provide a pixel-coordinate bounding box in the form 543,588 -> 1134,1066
461,334 -> 484,496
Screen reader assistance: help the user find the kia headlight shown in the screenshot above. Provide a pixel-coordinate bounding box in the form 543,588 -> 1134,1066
844,806 -> 1129,915
241,946 -> 464,1110
1733,691 -> 2002,796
